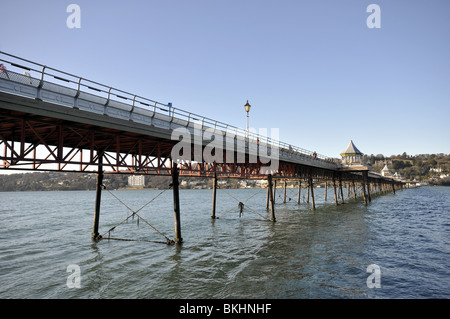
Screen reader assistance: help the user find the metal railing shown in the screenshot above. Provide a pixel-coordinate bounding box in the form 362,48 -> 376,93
0,51 -> 337,168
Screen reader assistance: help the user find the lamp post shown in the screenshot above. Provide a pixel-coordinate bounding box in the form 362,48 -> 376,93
244,100 -> 251,137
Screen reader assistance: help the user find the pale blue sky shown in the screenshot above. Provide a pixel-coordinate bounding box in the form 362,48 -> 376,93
1,0 -> 449,157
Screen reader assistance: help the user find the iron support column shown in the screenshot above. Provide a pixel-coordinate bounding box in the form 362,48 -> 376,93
211,173 -> 217,219
362,171 -> 368,206
92,154 -> 103,240
172,163 -> 182,244
268,174 -> 276,222
333,177 -> 338,206
339,176 -> 345,204
309,177 -> 315,210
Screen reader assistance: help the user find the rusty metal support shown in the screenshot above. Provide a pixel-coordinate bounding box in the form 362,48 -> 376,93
339,176 -> 345,204
211,172 -> 217,219
362,171 -> 368,206
309,177 -> 315,210
333,177 -> 338,206
267,174 -> 276,222
171,163 -> 182,244
92,153 -> 103,240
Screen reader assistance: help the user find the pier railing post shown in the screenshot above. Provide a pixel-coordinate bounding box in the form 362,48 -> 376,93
268,174 -> 276,222
172,163 -> 182,244
92,153 -> 103,240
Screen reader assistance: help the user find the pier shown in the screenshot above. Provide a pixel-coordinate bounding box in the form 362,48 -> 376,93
0,52 -> 405,244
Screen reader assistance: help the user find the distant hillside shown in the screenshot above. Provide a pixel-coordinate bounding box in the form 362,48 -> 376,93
0,172 -> 260,192
362,153 -> 450,185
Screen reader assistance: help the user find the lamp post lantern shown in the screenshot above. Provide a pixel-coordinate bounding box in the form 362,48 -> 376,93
244,100 -> 251,136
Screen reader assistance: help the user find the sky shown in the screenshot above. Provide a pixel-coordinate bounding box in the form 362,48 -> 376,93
1,0 -> 449,158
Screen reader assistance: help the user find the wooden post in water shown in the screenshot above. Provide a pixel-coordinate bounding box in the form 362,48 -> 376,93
172,163 -> 182,244
307,182 -> 310,204
283,180 -> 287,203
352,180 -> 357,200
362,171 -> 368,206
339,177 -> 345,204
324,182 -> 328,201
92,154 -> 103,240
211,173 -> 217,219
309,177 -> 315,210
266,182 -> 270,211
273,179 -> 277,202
297,180 -> 301,204
268,174 -> 276,222
367,177 -> 372,202
333,177 -> 338,206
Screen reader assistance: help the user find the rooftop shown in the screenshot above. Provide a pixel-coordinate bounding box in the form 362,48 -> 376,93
340,140 -> 362,156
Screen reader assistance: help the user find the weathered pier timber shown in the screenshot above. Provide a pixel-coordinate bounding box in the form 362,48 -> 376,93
0,52 -> 405,244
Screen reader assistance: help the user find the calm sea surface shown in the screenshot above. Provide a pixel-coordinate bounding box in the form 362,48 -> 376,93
0,186 -> 449,299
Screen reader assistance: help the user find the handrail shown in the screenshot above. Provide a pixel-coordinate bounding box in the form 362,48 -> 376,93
0,51 -> 337,166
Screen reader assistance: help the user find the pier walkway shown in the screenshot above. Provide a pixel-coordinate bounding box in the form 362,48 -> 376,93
0,52 -> 404,243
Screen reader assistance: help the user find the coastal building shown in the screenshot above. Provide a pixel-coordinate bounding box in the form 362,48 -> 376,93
340,140 -> 363,165
381,164 -> 392,177
127,175 -> 145,187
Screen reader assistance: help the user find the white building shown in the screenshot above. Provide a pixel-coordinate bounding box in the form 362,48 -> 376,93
340,140 -> 363,165
128,175 -> 145,187
381,164 -> 392,177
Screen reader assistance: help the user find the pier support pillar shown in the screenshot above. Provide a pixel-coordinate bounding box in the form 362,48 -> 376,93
211,173 -> 217,219
273,179 -> 277,202
307,182 -> 310,204
172,163 -> 182,244
339,177 -> 345,204
333,177 -> 338,206
362,171 -> 368,206
268,174 -> 276,222
297,180 -> 301,204
92,155 -> 103,240
324,182 -> 328,201
309,177 -> 315,210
